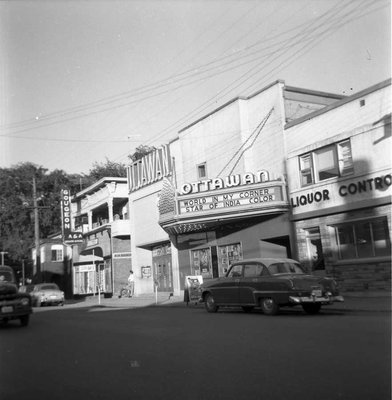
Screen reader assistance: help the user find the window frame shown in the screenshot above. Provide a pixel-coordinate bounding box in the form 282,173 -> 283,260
299,139 -> 353,187
197,162 -> 207,179
333,217 -> 391,260
51,245 -> 64,262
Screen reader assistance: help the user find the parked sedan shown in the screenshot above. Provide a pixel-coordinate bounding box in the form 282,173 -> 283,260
25,283 -> 65,307
199,258 -> 344,315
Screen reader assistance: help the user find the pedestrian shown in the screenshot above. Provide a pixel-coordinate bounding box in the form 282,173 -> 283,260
127,270 -> 135,297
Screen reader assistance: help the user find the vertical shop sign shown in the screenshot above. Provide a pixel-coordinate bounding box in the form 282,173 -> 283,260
61,188 -> 84,244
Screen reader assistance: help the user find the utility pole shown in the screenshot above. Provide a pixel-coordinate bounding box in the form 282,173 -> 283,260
32,176 -> 41,282
0,251 -> 8,266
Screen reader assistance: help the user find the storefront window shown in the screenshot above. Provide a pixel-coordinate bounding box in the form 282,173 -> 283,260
334,218 -> 391,259
217,243 -> 243,276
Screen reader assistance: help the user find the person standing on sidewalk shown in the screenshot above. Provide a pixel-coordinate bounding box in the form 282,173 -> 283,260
127,270 -> 135,297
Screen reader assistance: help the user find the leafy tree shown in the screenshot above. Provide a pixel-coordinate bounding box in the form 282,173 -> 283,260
87,158 -> 127,181
128,145 -> 156,162
0,163 -> 84,269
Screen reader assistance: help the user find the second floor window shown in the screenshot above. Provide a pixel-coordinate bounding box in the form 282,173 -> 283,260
299,139 -> 353,186
197,162 -> 207,179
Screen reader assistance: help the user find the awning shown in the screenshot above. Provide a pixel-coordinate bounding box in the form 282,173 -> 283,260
74,253 -> 104,265
80,246 -> 103,258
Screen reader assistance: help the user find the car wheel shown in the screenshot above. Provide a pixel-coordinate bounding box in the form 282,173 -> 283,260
20,315 -> 30,327
204,293 -> 218,313
302,303 -> 321,315
242,306 -> 254,313
260,297 -> 279,315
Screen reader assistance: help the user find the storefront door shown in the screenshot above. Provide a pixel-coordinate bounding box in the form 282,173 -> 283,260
152,244 -> 173,292
306,228 -> 325,274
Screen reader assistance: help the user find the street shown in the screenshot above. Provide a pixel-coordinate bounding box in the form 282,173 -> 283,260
1,302 -> 391,400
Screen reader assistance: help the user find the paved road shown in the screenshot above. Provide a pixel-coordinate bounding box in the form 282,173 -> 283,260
1,298 -> 391,400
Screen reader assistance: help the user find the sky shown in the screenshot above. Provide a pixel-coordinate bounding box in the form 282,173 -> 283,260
0,0 -> 390,175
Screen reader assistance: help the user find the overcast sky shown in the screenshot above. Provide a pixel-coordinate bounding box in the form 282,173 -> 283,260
0,0 -> 390,175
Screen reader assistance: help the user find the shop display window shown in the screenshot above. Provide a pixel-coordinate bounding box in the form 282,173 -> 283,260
334,217 -> 391,259
299,139 -> 353,186
217,243 -> 243,276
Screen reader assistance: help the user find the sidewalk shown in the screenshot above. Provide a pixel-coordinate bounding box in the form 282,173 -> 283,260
64,290 -> 391,313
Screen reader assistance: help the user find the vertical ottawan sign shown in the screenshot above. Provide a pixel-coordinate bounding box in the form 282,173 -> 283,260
127,144 -> 173,192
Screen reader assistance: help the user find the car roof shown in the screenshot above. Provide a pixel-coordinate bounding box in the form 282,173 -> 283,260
35,283 -> 59,288
231,258 -> 300,267
0,265 -> 14,272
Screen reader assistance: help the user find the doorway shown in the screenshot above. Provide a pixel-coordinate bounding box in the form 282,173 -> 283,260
306,228 -> 325,274
152,244 -> 173,292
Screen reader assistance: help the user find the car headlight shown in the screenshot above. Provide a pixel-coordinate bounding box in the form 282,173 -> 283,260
21,298 -> 30,306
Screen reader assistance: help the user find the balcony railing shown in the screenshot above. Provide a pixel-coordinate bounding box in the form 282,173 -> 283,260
111,219 -> 131,237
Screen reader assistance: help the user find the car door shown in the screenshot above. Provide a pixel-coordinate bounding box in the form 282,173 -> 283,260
213,264 -> 242,305
239,263 -> 265,304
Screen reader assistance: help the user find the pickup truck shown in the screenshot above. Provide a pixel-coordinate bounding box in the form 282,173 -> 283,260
0,265 -> 32,327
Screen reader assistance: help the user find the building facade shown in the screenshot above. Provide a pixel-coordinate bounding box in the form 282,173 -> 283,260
285,79 -> 391,291
71,177 -> 131,297
31,235 -> 73,297
128,80 -> 347,295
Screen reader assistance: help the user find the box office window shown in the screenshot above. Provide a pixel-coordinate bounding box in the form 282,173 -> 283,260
299,140 -> 353,186
334,218 -> 391,260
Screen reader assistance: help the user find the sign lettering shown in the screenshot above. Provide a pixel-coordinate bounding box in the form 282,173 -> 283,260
127,144 -> 173,192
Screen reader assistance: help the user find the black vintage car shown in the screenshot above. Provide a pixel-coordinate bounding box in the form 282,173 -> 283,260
0,266 -> 32,326
199,258 -> 344,315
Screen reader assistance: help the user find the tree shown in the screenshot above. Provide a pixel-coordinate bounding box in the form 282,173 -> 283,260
0,163 -> 84,269
88,158 -> 127,181
128,145 -> 156,162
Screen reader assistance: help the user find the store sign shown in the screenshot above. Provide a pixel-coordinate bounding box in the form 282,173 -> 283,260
127,144 -> 173,192
180,170 -> 271,195
61,189 -> 72,233
61,189 -> 84,244
113,252 -> 132,259
178,184 -> 284,215
75,265 -> 95,273
64,232 -> 84,244
290,172 -> 391,213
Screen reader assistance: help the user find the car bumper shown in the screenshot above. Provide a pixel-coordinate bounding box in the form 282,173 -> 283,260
0,306 -> 33,319
289,294 -> 344,304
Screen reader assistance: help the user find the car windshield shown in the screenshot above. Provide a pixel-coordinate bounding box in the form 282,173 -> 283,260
40,284 -> 59,290
267,262 -> 304,275
0,271 -> 13,282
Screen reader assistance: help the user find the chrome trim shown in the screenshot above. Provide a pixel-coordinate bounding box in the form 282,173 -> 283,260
289,295 -> 344,304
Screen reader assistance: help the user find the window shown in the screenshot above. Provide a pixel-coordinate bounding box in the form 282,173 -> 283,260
243,264 -> 264,277
299,140 -> 353,186
228,264 -> 243,277
51,246 -> 63,262
197,162 -> 207,179
334,218 -> 391,260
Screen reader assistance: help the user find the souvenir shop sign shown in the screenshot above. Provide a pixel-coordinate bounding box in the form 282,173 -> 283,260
178,183 -> 285,216
127,144 -> 173,192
